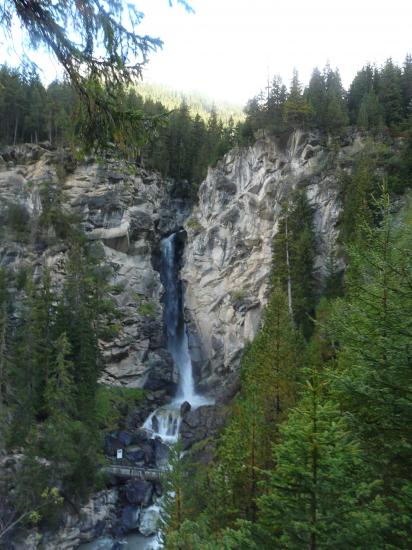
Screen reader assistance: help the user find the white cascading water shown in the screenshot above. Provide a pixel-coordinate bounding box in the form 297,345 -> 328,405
142,407 -> 181,445
143,232 -> 209,443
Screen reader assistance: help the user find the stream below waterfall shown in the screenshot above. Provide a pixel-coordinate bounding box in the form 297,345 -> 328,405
79,231 -> 210,550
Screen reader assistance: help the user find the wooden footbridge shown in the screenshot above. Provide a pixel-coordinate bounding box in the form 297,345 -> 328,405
103,463 -> 165,481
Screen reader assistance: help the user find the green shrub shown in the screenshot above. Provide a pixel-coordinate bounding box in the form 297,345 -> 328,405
138,301 -> 157,317
95,385 -> 145,431
6,203 -> 30,236
99,322 -> 122,341
131,290 -> 144,301
186,217 -> 203,233
15,266 -> 30,290
231,288 -> 247,302
111,282 -> 126,294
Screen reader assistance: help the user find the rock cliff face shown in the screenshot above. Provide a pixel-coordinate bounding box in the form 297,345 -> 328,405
11,488 -> 119,549
0,132 -> 365,398
0,133 -> 367,547
182,130 -> 364,393
0,144 -> 191,392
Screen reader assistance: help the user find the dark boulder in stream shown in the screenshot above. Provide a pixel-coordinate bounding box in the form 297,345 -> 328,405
124,479 -> 153,507
120,506 -> 140,531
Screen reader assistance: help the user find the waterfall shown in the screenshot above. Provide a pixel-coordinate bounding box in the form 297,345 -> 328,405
161,233 -> 199,405
80,232 -> 210,550
143,231 -> 209,442
136,232 -> 210,548
142,407 -> 181,444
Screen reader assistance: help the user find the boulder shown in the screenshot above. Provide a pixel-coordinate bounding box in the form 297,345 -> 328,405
214,175 -> 237,194
143,351 -> 177,392
153,437 -> 169,468
124,480 -> 153,507
131,429 -> 150,444
104,434 -> 122,457
180,405 -> 227,451
121,506 -> 140,531
153,481 -> 163,498
151,415 -> 159,433
22,489 -> 119,549
141,319 -> 163,346
118,431 -> 133,447
125,449 -> 146,466
141,442 -> 155,466
180,401 -> 191,416
80,519 -> 105,538
84,537 -> 120,550
129,209 -> 153,235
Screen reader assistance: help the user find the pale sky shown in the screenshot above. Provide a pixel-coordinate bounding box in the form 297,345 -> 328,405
2,0 -> 412,105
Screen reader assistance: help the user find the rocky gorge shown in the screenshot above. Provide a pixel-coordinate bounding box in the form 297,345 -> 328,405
0,130 -> 369,548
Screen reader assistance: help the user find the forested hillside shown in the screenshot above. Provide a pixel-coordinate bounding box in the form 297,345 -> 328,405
161,186 -> 412,550
133,82 -> 245,124
0,53 -> 412,550
2,56 -> 412,191
0,65 -> 240,187
0,172 -> 147,538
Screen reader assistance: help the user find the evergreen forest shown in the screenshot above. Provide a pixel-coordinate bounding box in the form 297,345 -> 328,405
0,65 -> 240,188
0,44 -> 412,550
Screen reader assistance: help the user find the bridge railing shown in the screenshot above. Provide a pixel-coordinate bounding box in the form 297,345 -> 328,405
102,462 -> 166,481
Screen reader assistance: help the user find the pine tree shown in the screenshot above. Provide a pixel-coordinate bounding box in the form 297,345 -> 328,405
42,333 -> 77,485
56,242 -> 102,423
206,107 -> 223,166
162,439 -> 189,546
273,191 -> 317,338
244,284 -> 301,421
217,386 -> 263,523
340,154 -> 376,245
12,426 -> 64,533
30,269 -> 55,416
163,518 -> 223,550
212,284 -> 302,527
401,54 -> 412,118
379,58 -> 403,128
190,114 -> 208,184
44,333 -> 75,421
7,276 -> 40,443
283,70 -> 312,129
356,89 -> 383,130
324,66 -> 348,131
257,366 -> 383,549
244,95 -> 265,137
23,70 -> 48,143
306,68 -> 326,128
347,64 -> 375,124
266,75 -> 287,132
331,193 -> 412,547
